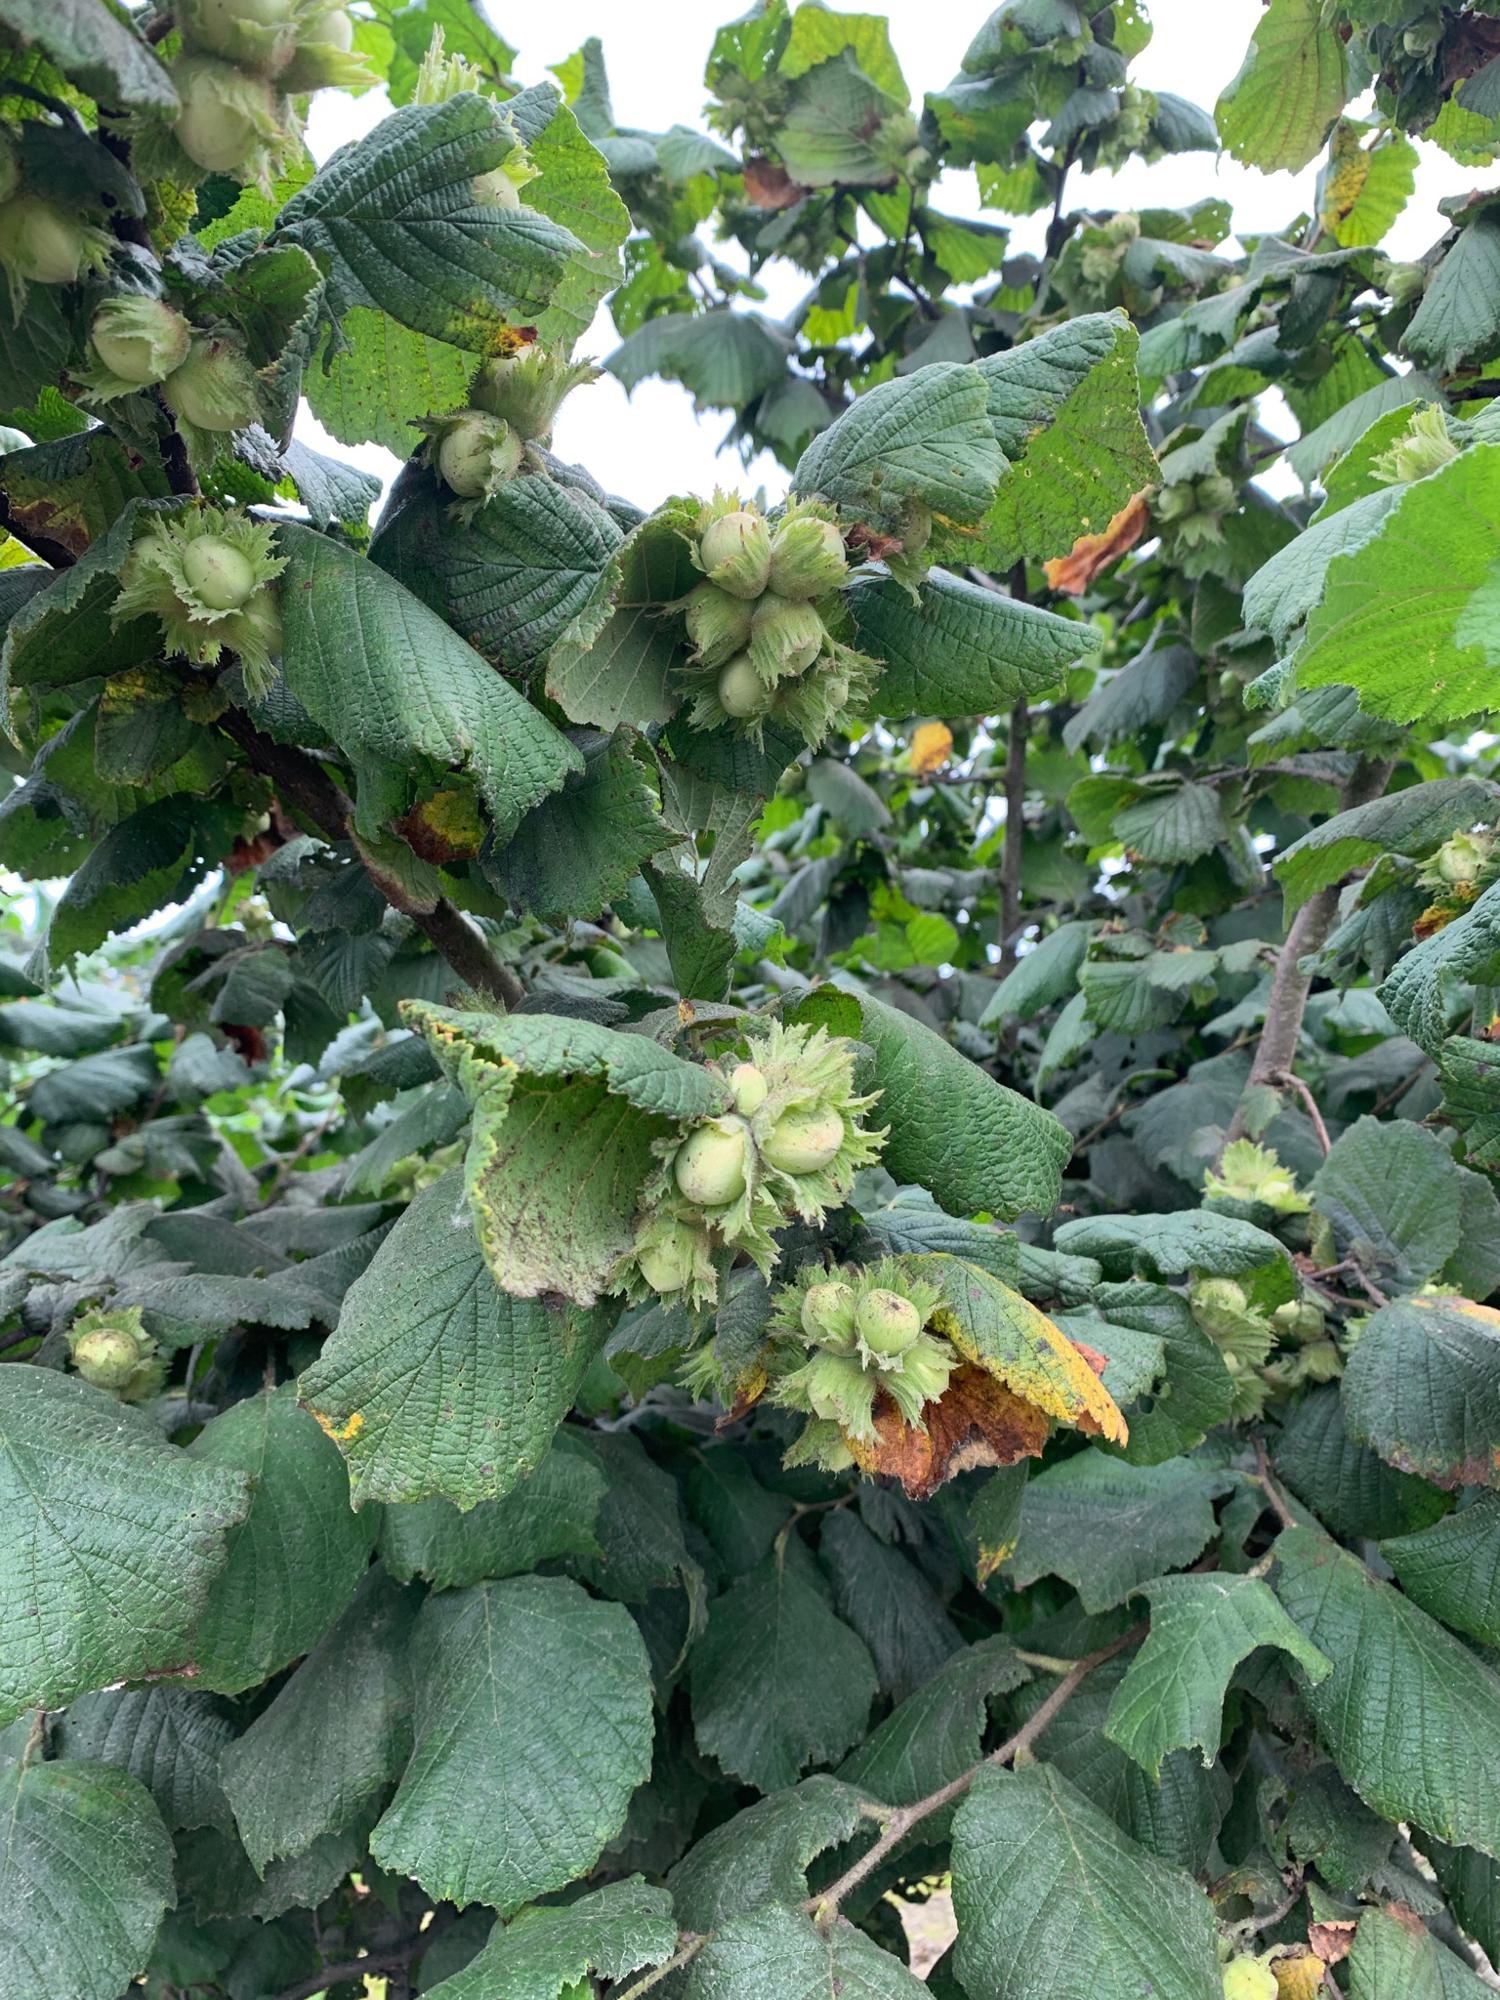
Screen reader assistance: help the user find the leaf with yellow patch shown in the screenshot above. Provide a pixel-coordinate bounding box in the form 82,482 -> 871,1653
908,721 -> 953,775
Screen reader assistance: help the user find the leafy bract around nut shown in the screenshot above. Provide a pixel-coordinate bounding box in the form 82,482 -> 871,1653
616,1020 -> 886,1310
112,506 -> 286,697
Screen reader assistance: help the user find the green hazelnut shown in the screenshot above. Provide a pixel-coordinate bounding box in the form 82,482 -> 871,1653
856,1288 -> 922,1357
674,1118 -> 750,1206
762,1104 -> 844,1175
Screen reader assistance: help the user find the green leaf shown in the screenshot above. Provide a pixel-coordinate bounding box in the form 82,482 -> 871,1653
1016,1662 -> 1229,1873
0,1368 -> 249,1727
1273,1525 -> 1500,1856
1062,642 -> 1197,754
668,1775 -> 874,1931
54,1687 -> 236,1835
217,1566 -> 417,1872
1216,0 -> 1348,173
407,1005 -> 728,1304
838,1636 -> 1030,1808
568,1428 -> 702,1607
1405,218 -> 1500,376
545,504 -> 697,732
1382,1493 -> 1500,1648
1345,1906 -> 1492,2000
1104,1573 -> 1332,1779
1274,1385 -> 1451,1542
1053,1209 -> 1293,1291
852,994 -> 1074,1221
379,1431 -> 604,1589
1340,1294 -> 1500,1491
369,1575 -> 654,1911
303,309 -> 473,455
818,1509 -> 962,1703
609,309 -> 792,409
1275,778 -> 1497,918
487,732 -> 671,925
852,568 -> 1095,719
299,1173 -> 611,1508
1,0 -> 178,108
792,363 -> 1005,539
1312,1114 -> 1495,1294
978,922 -> 1093,1028
1437,1035 -> 1500,1171
1383,877 -> 1500,1055
1322,126 -> 1418,248
44,795 -> 239,973
423,1877 -> 678,2000
1112,781 -> 1229,865
506,82 -> 631,350
413,474 -> 624,674
682,1904 -> 926,1999
950,1764 -> 1222,2000
776,50 -> 905,189
0,1757 -> 175,2000
1007,1450 -> 1234,1613
969,312 -> 1158,567
277,93 -> 584,351
1283,1764 -> 1395,1893
183,1383 -> 379,1695
1291,445 -> 1500,727
1426,1840 -> 1500,1967
690,1545 -> 878,1793
275,521 -> 581,844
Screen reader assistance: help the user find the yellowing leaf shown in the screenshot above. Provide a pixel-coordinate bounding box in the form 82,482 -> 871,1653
908,721 -> 953,774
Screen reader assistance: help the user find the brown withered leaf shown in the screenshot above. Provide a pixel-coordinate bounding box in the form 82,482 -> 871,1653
743,156 -> 807,210
1270,1948 -> 1327,2000
845,522 -> 907,562
847,1366 -> 1050,1501
1042,492 -> 1150,596
1308,1920 -> 1356,1965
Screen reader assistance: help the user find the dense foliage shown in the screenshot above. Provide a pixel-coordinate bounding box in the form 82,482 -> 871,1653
3,0 -> 1500,1994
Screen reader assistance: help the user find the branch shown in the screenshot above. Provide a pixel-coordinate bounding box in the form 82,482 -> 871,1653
1253,1437 -> 1299,1533
610,1937 -> 707,1999
1224,756 -> 1394,1147
997,696 -> 1030,972
803,1624 -> 1142,1922
217,710 -> 525,1008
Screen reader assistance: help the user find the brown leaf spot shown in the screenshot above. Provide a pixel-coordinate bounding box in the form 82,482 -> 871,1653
1042,492 -> 1150,595
845,522 -> 907,562
1308,1920 -> 1356,1966
847,1366 -> 1050,1500
743,156 -> 807,209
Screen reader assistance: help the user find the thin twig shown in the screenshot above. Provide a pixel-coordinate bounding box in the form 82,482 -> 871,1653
1275,1070 -> 1332,1157
1253,1439 -> 1299,1533
610,1936 -> 707,1999
803,1625 -> 1143,1921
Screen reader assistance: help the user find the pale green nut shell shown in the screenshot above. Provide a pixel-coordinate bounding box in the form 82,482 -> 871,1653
761,1104 -> 844,1175
91,297 -> 192,386
801,1280 -> 857,1351
674,1118 -> 749,1207
182,536 -> 260,613
699,509 -> 772,599
71,1328 -> 148,1392
856,1288 -> 922,1358
0,195 -> 93,285
717,654 -> 773,719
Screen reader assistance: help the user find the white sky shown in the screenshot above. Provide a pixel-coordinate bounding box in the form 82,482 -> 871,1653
301,0 -> 1476,511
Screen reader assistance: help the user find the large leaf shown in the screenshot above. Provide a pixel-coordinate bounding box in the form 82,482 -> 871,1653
1340,1294 -> 1500,1491
609,308 -> 793,409
487,730 -> 673,925
1382,876 -> 1500,1055
668,1775 -> 874,1931
1382,1493 -> 1500,1648
1216,0 -> 1348,173
2,0 -> 178,108
276,93 -> 584,349
378,1430 -> 605,1589
1273,1525 -> 1500,1856
920,1255 -> 1126,1445
304,309 -> 473,454
848,993 -> 1073,1222
0,1368 -> 249,1726
55,1687 -> 236,1836
0,1756 -> 175,2000
275,522 -> 581,843
852,567 -> 1096,719
970,312 -> 1158,567
406,1005 -> 728,1304
949,1764 -> 1222,2000
299,1173 -> 611,1508
423,1877 -> 678,2000
183,1383 -> 378,1695
1344,1905 -> 1492,2000
1404,216 -> 1500,376
818,1509 -> 962,1703
792,363 -> 1005,538
369,1575 -> 654,1911
1289,445 -> 1500,727
1007,1450 -> 1234,1612
1274,778 -> 1499,918
682,1904 -> 926,1999
1274,1385 -> 1451,1542
838,1636 -> 1031,1809
689,1545 -> 877,1793
218,1566 -> 418,1871
1053,1209 -> 1293,1294
1311,1114 -> 1498,1294
1104,1573 -> 1331,1779
506,80 -> 631,349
